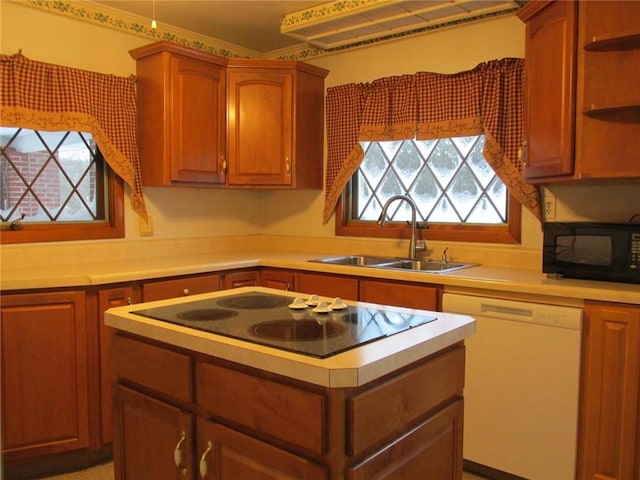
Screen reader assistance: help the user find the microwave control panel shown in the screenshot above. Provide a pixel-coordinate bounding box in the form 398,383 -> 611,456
632,233 -> 640,269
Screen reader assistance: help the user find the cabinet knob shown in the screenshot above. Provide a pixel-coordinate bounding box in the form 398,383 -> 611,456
221,156 -> 227,173
183,288 -> 190,295
174,431 -> 188,476
199,441 -> 213,479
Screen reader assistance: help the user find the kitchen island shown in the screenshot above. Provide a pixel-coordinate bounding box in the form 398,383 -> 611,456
105,286 -> 475,480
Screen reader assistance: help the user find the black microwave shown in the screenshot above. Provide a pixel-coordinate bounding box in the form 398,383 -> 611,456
543,222 -> 640,284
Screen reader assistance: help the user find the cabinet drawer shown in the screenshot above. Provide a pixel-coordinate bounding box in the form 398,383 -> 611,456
142,273 -> 219,302
295,272 -> 358,300
196,361 -> 326,454
359,279 -> 440,311
113,335 -> 193,403
348,345 -> 464,457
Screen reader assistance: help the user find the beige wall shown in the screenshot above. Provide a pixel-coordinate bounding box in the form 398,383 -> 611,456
2,2 -> 637,262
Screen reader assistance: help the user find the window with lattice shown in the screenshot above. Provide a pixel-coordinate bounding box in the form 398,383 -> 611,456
354,135 -> 507,225
0,127 -> 123,243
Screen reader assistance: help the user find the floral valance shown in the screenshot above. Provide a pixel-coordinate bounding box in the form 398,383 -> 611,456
0,52 -> 147,220
324,58 -> 541,224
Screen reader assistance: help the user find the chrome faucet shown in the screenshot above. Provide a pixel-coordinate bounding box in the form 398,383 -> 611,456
377,195 -> 425,259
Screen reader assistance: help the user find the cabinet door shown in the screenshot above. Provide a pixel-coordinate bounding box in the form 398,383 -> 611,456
260,268 -> 294,291
143,273 -> 220,302
170,55 -> 226,184
579,302 -> 640,480
98,286 -> 137,445
359,279 -> 440,311
197,420 -> 327,480
220,269 -> 259,290
348,399 -> 463,480
295,271 -> 359,300
113,385 -> 195,480
227,69 -> 293,186
520,0 -> 577,181
1,291 -> 90,460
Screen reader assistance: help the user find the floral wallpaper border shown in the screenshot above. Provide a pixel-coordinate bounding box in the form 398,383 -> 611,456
9,0 -> 522,61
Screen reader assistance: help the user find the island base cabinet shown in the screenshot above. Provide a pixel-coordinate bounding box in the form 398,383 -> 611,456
113,385 -> 195,480
348,399 -> 463,480
112,332 -> 465,480
197,420 -> 327,480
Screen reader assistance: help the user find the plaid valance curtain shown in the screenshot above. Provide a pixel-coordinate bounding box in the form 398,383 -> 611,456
324,58 -> 541,224
0,52 -> 147,220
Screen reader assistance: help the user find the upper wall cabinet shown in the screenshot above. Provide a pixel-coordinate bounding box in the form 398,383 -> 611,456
226,60 -> 328,188
130,41 -> 227,186
575,1 -> 640,179
130,42 -> 329,189
518,1 -> 640,183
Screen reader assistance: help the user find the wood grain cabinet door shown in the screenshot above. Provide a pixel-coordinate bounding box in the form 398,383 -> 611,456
519,0 -> 577,181
196,419 -> 327,480
1,290 -> 90,460
579,302 -> 640,480
169,54 -> 226,184
98,286 -> 136,445
227,69 -> 293,186
113,385 -> 195,480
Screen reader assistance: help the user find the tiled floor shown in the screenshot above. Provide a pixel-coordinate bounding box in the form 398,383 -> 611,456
40,462 -> 487,480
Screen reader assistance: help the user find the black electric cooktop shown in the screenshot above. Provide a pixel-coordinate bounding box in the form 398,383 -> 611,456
131,291 -> 437,359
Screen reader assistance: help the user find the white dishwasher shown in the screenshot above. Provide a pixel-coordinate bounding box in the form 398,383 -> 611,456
442,293 -> 582,480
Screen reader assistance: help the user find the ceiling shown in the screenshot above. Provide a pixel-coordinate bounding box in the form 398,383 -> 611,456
94,0 -> 522,55
95,1 -> 328,53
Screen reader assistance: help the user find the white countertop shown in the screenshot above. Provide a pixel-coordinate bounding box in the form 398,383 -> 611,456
3,249 -> 638,305
105,286 -> 476,388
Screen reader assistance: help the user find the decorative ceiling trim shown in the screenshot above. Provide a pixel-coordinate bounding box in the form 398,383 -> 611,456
8,0 -> 524,62
281,0 -> 523,50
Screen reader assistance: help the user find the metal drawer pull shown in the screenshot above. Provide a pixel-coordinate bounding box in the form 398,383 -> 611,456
183,288 -> 190,295
199,441 -> 213,479
174,431 -> 187,476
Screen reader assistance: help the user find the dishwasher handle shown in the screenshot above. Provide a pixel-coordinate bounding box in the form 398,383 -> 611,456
442,293 -> 583,330
481,304 -> 533,317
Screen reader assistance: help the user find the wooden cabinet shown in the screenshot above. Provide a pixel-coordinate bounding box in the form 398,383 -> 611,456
578,301 -> 640,480
519,0 -> 640,183
97,286 -> 137,445
260,267 -> 295,291
348,399 -> 463,480
197,419 -> 327,480
142,273 -> 220,302
114,385 -> 195,480
112,332 -> 465,480
226,60 -> 328,188
296,271 -> 359,300
359,278 -> 440,311
130,41 -> 227,186
220,268 -> 260,289
1,291 -> 90,461
575,1 -> 640,179
130,42 -> 328,189
518,0 -> 577,181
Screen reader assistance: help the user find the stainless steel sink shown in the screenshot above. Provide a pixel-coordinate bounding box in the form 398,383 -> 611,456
308,255 -> 396,266
309,256 -> 477,273
375,259 -> 477,273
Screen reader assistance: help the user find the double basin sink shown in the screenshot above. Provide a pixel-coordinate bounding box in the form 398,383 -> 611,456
309,255 -> 477,274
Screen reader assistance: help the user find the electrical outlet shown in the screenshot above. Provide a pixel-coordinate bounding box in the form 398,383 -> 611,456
544,192 -> 556,221
138,214 -> 154,236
